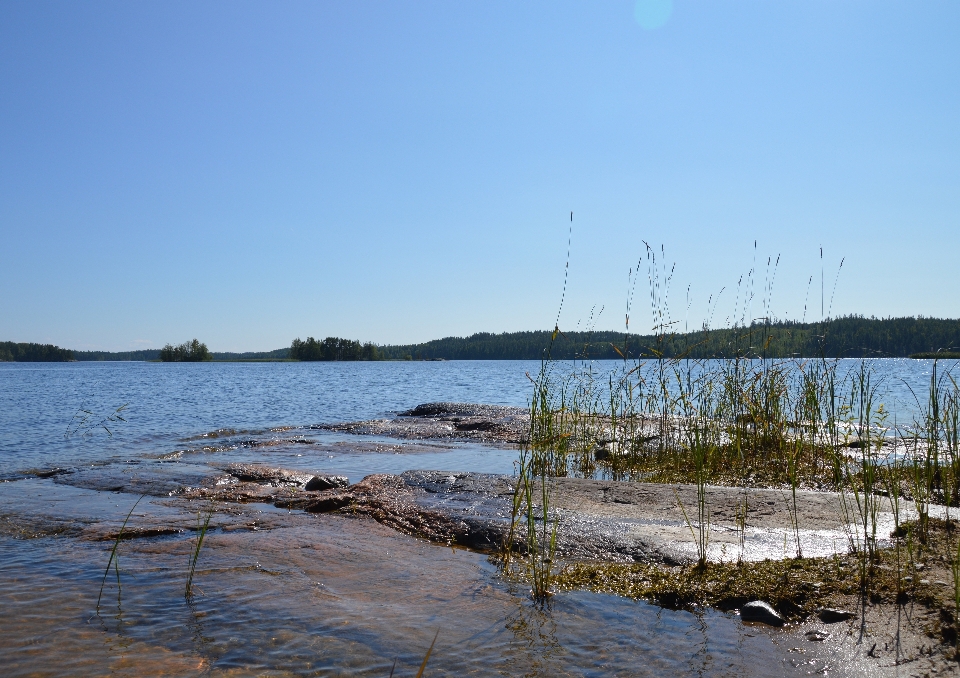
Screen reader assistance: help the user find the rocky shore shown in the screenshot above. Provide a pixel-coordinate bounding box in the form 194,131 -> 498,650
5,402 -> 958,675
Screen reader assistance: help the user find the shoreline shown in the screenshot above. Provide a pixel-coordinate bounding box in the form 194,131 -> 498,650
4,400 -> 960,674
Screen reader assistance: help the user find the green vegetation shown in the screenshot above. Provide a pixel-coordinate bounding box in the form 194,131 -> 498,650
290,336 -> 379,361
7,316 -> 959,362
0,341 -> 74,361
73,348 -> 291,361
160,339 -> 213,362
97,494 -> 146,613
555,521 -> 960,630
510,311 -> 960,646
74,349 -> 161,361
379,316 -> 960,360
185,504 -> 214,598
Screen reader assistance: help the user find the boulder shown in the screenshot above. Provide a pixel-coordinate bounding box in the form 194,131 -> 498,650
740,600 -> 785,626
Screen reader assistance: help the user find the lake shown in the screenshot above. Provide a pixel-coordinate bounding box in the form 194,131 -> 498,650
1,358 -> 952,676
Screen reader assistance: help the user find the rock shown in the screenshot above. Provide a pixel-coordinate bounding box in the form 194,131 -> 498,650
740,601 -> 785,626
399,403 -> 523,418
31,467 -> 75,479
303,493 -> 353,513
222,463 -> 314,486
305,475 -> 349,491
454,420 -> 497,432
817,608 -> 855,623
805,630 -> 830,642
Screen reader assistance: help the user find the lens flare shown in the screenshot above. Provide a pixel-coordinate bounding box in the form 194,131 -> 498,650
634,0 -> 673,30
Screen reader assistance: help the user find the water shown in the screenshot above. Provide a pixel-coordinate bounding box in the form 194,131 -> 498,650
0,359 -> 948,676
0,360 -> 541,475
1,358 -> 953,475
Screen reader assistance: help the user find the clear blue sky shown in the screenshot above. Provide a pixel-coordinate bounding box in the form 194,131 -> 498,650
2,1 -> 957,352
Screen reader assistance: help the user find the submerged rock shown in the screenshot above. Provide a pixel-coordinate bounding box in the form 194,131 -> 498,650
740,601 -> 785,626
222,463 -> 315,486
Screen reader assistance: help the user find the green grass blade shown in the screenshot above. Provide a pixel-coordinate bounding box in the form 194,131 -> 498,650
97,494 -> 145,611
414,629 -> 439,678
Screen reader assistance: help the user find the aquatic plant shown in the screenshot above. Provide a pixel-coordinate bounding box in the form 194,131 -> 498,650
185,503 -> 214,598
97,494 -> 145,612
66,402 -> 129,438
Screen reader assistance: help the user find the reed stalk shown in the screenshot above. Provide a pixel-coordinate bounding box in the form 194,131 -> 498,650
185,503 -> 214,598
97,494 -> 146,612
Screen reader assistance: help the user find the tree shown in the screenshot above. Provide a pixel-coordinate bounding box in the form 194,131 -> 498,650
290,336 -> 379,361
160,339 -> 212,362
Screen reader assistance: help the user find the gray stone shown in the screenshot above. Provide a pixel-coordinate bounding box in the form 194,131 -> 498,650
740,601 -> 785,626
817,608 -> 855,623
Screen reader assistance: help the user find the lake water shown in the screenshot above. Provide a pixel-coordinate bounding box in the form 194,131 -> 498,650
1,359 -> 952,676
2,358 -> 954,475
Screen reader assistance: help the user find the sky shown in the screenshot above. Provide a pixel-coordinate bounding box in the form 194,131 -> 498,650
1,1 -> 958,352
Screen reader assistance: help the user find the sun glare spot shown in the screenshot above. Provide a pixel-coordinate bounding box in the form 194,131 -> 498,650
634,0 -> 673,30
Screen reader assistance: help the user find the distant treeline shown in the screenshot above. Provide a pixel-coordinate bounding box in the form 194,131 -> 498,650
290,337 -> 378,361
72,348 -> 291,361
0,342 -> 74,362
4,316 -> 960,362
376,316 -> 960,361
74,349 -> 162,361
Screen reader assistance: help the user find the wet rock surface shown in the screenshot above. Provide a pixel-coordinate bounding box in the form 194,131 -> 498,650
316,402 -> 529,444
741,601 -> 786,626
179,468 -> 896,566
51,461 -> 213,497
817,607 -> 856,623
31,453 -> 903,566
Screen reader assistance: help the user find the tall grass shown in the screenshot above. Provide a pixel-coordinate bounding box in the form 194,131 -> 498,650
502,365 -> 562,604
515,240 -> 960,636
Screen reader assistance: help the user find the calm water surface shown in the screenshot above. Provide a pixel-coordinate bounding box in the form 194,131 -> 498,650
1,358 -> 953,474
0,359 -> 949,676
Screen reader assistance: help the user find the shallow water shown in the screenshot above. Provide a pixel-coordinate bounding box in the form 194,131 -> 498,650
0,359 -> 943,675
1,501 -> 878,677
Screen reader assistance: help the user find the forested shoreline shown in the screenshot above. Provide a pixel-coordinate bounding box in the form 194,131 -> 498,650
0,342 -> 75,362
3,316 -> 960,362
379,316 -> 960,361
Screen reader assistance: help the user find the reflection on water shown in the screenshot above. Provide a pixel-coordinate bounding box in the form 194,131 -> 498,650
1,507 -> 873,677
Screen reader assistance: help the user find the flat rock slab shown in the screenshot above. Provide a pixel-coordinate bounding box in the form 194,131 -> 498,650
315,402 -> 528,444
47,459 -> 911,565
262,470 -> 908,565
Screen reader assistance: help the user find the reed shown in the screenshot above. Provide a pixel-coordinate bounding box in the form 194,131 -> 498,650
518,239 -> 960,635
185,503 -> 214,598
96,494 -> 145,612
502,363 -> 562,604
